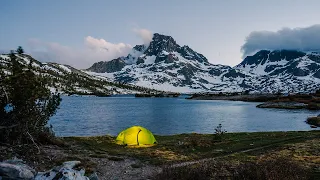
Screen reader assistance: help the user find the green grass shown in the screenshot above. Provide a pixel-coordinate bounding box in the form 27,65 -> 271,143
63,131 -> 320,165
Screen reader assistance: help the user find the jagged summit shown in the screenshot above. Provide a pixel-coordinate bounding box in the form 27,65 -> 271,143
88,32 -> 209,71
144,33 -> 180,56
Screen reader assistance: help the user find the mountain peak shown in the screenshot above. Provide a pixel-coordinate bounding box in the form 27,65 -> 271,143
144,33 -> 180,56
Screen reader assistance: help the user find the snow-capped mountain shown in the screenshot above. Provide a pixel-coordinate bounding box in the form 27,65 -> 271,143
87,33 -> 251,93
86,33 -> 320,93
0,54 -> 160,95
236,50 -> 320,77
235,50 -> 320,93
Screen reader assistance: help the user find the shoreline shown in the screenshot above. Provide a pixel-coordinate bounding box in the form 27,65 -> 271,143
186,94 -> 280,102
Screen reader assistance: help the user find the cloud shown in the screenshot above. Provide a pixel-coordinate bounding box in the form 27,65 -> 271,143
27,37 -> 133,69
241,24 -> 320,57
132,28 -> 153,45
25,27 -> 154,69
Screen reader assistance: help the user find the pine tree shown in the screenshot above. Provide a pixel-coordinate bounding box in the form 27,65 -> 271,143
0,50 -> 61,145
16,46 -> 24,54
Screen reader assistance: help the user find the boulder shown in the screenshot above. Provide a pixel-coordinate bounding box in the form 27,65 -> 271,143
88,172 -> 99,180
0,158 -> 36,180
306,117 -> 320,127
35,161 -> 92,180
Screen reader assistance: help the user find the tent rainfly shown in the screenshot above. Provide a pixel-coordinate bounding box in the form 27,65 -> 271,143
116,126 -> 157,147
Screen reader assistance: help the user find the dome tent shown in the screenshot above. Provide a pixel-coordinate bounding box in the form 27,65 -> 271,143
116,126 -> 157,147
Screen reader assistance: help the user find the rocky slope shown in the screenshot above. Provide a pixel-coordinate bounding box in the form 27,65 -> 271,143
0,54 -> 160,95
87,34 -> 320,94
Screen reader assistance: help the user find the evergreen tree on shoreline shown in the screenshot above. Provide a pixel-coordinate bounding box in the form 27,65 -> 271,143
0,48 -> 61,145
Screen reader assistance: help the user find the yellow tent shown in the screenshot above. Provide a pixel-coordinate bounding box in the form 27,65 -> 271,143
116,126 -> 157,147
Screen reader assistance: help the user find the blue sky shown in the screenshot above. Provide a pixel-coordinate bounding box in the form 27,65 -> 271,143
1,0 -> 320,68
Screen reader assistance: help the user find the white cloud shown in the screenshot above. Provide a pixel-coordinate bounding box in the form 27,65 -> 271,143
132,27 -> 153,45
26,27 -> 155,69
27,36 -> 133,69
241,24 -> 320,57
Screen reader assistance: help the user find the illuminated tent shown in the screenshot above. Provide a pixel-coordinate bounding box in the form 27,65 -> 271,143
116,126 -> 157,147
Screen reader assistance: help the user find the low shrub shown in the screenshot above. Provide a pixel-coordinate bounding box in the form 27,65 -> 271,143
213,124 -> 227,142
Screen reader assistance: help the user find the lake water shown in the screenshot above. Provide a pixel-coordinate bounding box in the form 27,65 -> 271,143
49,95 -> 319,137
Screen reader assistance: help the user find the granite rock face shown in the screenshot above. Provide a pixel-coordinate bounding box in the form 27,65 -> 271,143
87,58 -> 126,73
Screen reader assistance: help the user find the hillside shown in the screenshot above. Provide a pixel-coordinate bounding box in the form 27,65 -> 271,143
0,53 -> 161,95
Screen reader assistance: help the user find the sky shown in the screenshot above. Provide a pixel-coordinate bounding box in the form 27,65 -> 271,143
1,0 -> 320,68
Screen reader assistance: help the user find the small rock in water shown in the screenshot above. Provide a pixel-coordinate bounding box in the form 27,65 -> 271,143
0,158 -> 36,180
310,125 -> 318,128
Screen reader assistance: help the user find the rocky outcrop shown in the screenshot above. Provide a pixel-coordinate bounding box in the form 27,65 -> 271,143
178,45 -> 208,63
87,58 -> 125,73
155,53 -> 179,64
306,116 -> 320,127
144,33 -> 180,56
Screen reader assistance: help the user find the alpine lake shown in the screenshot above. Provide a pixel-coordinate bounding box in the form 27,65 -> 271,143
49,95 -> 318,137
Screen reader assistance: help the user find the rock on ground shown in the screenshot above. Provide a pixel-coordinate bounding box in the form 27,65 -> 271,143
35,161 -> 90,180
0,158 -> 36,180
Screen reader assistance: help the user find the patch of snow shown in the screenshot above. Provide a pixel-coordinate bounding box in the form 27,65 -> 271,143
59,65 -> 72,73
144,55 -> 156,64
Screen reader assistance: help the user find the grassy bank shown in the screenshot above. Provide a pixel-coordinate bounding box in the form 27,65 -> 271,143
1,131 -> 319,179
64,131 -> 320,165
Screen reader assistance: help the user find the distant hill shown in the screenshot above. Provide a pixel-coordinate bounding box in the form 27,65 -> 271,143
0,53 -> 161,95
